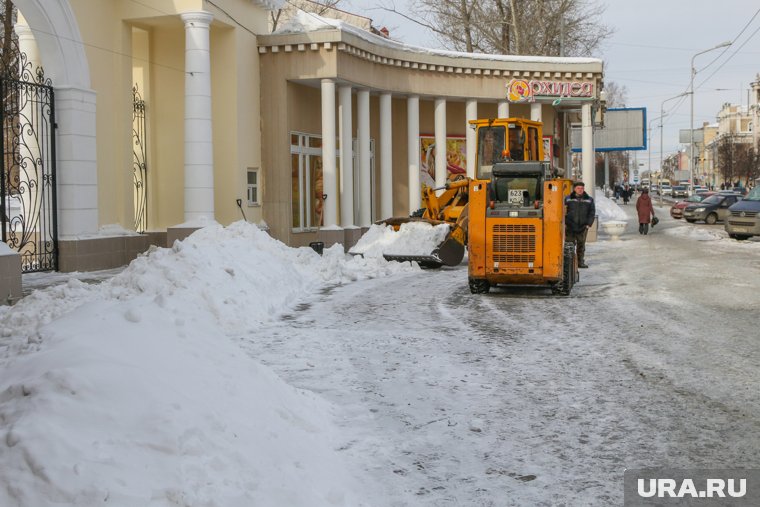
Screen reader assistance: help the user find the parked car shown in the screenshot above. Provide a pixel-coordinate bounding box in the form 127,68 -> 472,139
683,192 -> 743,224
659,182 -> 672,196
693,185 -> 709,194
725,186 -> 760,240
670,192 -> 715,219
672,185 -> 689,198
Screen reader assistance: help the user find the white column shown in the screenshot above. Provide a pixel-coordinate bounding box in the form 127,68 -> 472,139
357,89 -> 371,227
434,98 -> 447,188
181,11 -> 215,223
55,87 -> 99,236
338,85 -> 354,226
379,92 -> 393,219
497,101 -> 509,118
321,79 -> 338,227
582,102 -> 595,196
531,102 -> 542,123
466,99 -> 478,178
407,95 -> 421,213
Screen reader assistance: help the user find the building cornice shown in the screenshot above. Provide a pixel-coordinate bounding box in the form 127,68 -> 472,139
258,29 -> 603,84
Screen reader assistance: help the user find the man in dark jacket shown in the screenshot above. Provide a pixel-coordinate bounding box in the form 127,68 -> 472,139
564,181 -> 595,268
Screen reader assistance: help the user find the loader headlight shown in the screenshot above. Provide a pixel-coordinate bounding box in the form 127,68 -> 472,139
509,211 -> 518,217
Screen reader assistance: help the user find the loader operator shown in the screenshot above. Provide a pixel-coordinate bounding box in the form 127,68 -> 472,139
564,181 -> 595,269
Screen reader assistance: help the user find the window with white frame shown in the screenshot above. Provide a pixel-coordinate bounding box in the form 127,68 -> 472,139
247,168 -> 260,205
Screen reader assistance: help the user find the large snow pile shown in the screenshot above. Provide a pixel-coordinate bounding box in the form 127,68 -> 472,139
594,192 -> 629,223
0,221 -> 415,507
349,221 -> 451,257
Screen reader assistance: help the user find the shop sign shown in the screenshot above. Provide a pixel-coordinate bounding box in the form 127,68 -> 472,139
506,78 -> 594,103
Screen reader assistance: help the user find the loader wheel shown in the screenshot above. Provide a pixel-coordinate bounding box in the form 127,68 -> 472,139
558,243 -> 576,296
468,278 -> 490,294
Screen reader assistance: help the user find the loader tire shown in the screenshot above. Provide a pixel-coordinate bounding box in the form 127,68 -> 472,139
558,243 -> 576,296
469,278 -> 490,294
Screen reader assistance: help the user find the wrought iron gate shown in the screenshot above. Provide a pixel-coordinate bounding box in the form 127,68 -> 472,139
1,50 -> 58,273
132,84 -> 147,233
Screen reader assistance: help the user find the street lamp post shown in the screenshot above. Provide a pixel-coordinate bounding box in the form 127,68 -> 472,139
690,41 -> 732,195
648,115 -> 663,182
660,92 -> 689,208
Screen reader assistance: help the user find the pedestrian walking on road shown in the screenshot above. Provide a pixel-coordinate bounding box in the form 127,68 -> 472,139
565,181 -> 595,268
636,188 -> 656,235
622,184 -> 631,205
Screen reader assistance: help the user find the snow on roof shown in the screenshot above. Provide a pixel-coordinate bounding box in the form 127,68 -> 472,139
274,11 -> 603,66
252,0 -> 285,11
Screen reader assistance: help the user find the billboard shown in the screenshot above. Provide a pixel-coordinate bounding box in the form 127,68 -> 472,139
571,107 -> 647,152
679,129 -> 704,144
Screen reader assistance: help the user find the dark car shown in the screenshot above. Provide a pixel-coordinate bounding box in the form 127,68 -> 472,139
670,192 -> 715,219
671,185 -> 689,198
725,186 -> 760,239
683,192 -> 743,224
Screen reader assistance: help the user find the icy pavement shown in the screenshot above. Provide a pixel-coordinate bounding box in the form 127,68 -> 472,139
2,204 -> 759,506
241,203 -> 760,506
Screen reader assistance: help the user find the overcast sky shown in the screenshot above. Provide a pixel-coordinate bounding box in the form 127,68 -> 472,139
345,0 -> 760,173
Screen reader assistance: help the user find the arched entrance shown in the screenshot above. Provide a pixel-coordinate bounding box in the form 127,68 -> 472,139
1,0 -> 97,273
1,24 -> 57,271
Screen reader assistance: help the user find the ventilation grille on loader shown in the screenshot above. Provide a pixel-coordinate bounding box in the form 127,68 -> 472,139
492,224 -> 536,263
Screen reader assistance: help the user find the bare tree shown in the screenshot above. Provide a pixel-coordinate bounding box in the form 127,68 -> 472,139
603,81 -> 628,108
716,134 -> 739,186
736,144 -> 760,187
748,146 -> 760,185
382,0 -> 612,57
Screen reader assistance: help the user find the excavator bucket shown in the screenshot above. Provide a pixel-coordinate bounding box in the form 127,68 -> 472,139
430,220 -> 466,267
351,178 -> 471,268
349,218 -> 464,268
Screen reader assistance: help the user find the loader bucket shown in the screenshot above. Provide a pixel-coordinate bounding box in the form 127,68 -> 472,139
432,228 -> 465,266
380,219 -> 466,268
350,218 -> 459,268
381,252 -> 444,269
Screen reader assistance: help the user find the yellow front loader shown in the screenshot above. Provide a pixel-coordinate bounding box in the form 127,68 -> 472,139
465,165 -> 577,294
377,118 -> 545,268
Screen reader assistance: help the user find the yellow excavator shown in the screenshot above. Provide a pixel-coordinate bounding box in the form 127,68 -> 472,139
376,116 -> 578,294
464,161 -> 576,294
380,118 -> 542,264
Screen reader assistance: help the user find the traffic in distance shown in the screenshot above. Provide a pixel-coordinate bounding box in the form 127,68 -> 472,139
611,179 -> 760,240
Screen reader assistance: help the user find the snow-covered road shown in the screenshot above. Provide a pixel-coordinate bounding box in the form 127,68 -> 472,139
243,202 -> 760,506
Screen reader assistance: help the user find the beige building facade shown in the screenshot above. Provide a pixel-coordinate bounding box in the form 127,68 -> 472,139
1,0 -> 604,302
258,15 -> 604,248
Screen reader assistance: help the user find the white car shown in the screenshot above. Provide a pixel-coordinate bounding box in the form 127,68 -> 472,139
659,184 -> 672,196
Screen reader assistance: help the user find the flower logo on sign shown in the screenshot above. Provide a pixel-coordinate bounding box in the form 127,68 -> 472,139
507,79 -> 532,103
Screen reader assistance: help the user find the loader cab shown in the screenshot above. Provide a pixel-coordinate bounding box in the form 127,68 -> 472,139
490,162 -> 547,208
477,125 -> 508,178
473,119 -> 543,179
